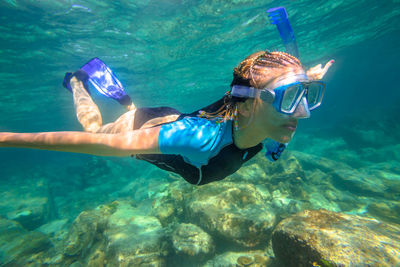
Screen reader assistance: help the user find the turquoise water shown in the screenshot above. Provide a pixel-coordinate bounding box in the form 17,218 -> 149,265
0,0 -> 400,266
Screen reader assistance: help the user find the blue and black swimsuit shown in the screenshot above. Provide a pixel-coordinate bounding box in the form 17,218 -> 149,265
133,98 -> 263,185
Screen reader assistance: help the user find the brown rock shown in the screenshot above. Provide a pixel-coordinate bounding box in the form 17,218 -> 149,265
0,218 -> 52,266
172,223 -> 214,260
185,182 -> 276,247
272,209 -> 400,267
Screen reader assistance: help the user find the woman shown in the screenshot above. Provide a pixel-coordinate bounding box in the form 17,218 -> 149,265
0,51 -> 333,185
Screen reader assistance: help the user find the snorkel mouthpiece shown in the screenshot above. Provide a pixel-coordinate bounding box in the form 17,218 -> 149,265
267,7 -> 299,58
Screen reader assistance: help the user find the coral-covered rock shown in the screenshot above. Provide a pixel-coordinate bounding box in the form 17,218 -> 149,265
228,152 -> 306,186
0,218 -> 52,266
104,201 -> 167,266
172,223 -> 214,260
151,180 -> 193,226
263,153 -> 306,184
203,250 -> 273,267
272,209 -> 400,267
185,182 -> 276,247
61,200 -> 168,266
229,162 -> 269,183
63,209 -> 106,257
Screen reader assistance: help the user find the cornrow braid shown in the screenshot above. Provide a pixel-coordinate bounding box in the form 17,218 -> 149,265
200,50 -> 304,128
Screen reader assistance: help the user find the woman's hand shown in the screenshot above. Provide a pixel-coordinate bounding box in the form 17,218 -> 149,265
306,59 -> 335,80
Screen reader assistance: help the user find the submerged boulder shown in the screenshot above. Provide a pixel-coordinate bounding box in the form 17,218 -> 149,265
203,250 -> 273,267
104,202 -> 167,266
172,223 -> 214,260
61,200 -> 168,266
228,152 -> 306,186
151,180 -> 194,226
185,182 -> 276,248
0,218 -> 52,266
272,209 -> 400,267
63,209 -> 106,258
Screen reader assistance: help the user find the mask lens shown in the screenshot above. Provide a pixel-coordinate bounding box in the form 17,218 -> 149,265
307,83 -> 323,110
281,84 -> 302,112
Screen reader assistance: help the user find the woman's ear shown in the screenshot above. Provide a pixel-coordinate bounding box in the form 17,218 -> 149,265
237,99 -> 254,117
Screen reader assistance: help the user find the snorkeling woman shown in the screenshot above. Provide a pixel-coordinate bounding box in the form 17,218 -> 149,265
0,51 -> 333,185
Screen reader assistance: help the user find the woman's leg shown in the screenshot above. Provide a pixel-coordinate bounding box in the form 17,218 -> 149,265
70,76 -> 103,133
70,75 -> 138,134
96,109 -> 137,134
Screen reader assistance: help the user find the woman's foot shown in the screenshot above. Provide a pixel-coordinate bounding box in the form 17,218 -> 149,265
63,70 -> 90,93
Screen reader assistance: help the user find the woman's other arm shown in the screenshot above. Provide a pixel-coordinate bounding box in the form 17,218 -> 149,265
0,126 -> 161,157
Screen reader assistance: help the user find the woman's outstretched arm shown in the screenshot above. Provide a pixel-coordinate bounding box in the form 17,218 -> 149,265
0,126 -> 161,157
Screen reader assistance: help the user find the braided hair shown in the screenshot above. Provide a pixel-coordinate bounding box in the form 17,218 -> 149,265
199,50 -> 303,127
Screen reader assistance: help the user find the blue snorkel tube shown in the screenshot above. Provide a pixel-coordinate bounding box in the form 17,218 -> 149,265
267,6 -> 299,58
264,7 -> 298,162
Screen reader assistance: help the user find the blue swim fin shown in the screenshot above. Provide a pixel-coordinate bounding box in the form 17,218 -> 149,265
81,58 -> 132,105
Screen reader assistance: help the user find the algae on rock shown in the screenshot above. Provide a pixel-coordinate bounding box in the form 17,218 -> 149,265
185,182 -> 276,248
172,223 -> 215,260
272,209 -> 400,267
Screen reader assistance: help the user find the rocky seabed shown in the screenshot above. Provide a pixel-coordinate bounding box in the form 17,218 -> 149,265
0,143 -> 399,266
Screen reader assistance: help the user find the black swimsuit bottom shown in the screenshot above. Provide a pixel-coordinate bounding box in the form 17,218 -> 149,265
133,100 -> 262,185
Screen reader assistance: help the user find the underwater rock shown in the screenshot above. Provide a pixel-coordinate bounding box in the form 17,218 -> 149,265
202,250 -> 273,267
293,151 -> 351,174
63,209 -> 106,257
228,152 -> 306,187
172,223 -> 215,260
294,151 -> 399,199
263,153 -> 306,184
185,182 -> 276,248
61,200 -> 168,266
367,201 -> 400,225
272,209 -> 400,267
104,201 -> 168,266
151,180 -> 194,226
0,218 -> 52,266
0,179 -> 55,230
331,168 -> 389,197
306,191 -> 341,213
334,168 -> 387,196
37,218 -> 69,238
270,192 -> 308,219
360,144 -> 400,163
229,162 -> 269,183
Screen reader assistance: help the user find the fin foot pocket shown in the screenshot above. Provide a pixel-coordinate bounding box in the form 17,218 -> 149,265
62,70 -> 90,94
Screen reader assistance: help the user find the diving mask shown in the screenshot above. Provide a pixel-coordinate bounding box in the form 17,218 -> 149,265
231,79 -> 325,115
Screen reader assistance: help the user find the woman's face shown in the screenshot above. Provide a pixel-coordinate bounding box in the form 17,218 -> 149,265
252,70 -> 309,143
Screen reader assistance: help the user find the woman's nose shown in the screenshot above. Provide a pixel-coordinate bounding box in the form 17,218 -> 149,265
292,97 -> 310,119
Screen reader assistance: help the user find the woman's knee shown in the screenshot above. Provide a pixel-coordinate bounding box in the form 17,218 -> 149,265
84,122 -> 102,133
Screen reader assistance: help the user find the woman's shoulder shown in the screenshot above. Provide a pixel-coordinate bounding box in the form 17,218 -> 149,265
162,115 -> 226,139
158,115 -> 232,166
